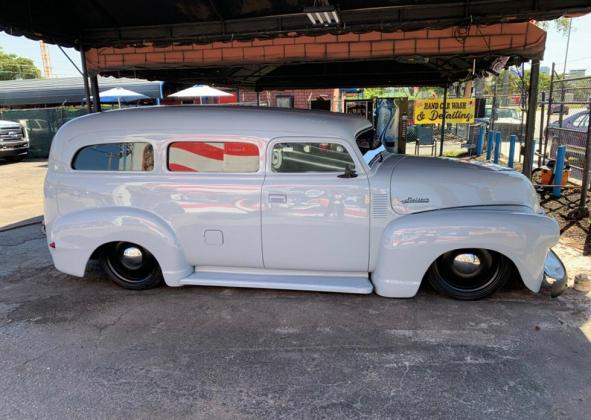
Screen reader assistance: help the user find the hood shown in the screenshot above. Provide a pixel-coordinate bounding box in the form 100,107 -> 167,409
0,120 -> 21,129
389,156 -> 540,214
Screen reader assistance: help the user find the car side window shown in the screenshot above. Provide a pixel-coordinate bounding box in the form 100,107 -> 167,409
72,142 -> 154,171
168,141 -> 259,172
573,114 -> 588,128
271,142 -> 355,173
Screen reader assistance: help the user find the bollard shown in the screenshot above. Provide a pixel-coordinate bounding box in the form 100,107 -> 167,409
486,131 -> 494,160
476,126 -> 485,156
552,145 -> 566,198
508,134 -> 517,168
493,131 -> 501,164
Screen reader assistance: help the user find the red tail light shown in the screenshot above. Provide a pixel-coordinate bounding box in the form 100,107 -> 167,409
49,242 -> 56,249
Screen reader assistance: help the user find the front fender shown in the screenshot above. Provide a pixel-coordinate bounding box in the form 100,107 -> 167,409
48,207 -> 192,285
372,208 -> 560,297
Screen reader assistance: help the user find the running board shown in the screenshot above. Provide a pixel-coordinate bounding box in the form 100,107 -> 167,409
179,270 -> 373,294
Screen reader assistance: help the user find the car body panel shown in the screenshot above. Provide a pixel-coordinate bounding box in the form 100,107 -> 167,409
550,110 -> 589,131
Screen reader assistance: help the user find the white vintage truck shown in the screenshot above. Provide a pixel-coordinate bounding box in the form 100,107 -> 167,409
43,106 -> 566,300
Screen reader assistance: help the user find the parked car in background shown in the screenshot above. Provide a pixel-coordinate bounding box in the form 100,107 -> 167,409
476,107 -> 522,129
487,107 -> 522,125
0,120 -> 28,162
550,103 -> 569,115
22,118 -> 51,136
44,106 -> 566,300
475,106 -> 524,140
549,110 -> 589,131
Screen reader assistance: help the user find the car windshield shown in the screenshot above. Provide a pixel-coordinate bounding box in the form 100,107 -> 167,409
363,144 -> 387,165
498,109 -> 519,119
485,108 -> 519,119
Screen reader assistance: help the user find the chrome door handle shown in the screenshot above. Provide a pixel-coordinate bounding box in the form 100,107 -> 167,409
268,194 -> 287,204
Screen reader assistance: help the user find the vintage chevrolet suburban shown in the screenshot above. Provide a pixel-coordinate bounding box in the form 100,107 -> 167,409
44,106 -> 566,300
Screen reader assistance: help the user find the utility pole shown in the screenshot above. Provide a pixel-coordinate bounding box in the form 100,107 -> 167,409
563,18 -> 572,77
39,41 -> 53,79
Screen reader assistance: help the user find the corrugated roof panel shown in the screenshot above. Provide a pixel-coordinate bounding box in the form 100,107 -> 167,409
0,76 -> 161,106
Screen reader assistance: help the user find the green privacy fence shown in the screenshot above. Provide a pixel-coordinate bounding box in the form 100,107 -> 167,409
0,107 -> 89,158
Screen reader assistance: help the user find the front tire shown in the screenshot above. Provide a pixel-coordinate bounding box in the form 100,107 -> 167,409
100,242 -> 163,290
5,155 -> 26,163
426,249 -> 512,300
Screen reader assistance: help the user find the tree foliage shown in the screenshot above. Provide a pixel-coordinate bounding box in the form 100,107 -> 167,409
537,17 -> 572,36
0,48 -> 41,80
484,68 -> 553,97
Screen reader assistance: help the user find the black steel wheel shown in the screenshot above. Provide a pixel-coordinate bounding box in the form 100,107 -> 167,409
426,249 -> 512,300
100,242 -> 163,290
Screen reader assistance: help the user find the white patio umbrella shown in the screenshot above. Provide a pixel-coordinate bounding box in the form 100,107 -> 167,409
99,87 -> 149,108
168,84 -> 233,101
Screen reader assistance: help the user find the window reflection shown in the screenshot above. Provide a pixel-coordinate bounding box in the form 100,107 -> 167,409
72,142 -> 154,171
168,141 -> 259,173
272,143 -> 354,173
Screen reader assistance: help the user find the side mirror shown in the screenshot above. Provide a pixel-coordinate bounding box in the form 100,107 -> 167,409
338,165 -> 358,179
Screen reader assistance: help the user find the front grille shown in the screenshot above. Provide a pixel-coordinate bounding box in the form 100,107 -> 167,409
0,127 -> 23,142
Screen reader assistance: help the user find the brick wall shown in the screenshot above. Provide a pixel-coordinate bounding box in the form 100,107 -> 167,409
239,89 -> 338,110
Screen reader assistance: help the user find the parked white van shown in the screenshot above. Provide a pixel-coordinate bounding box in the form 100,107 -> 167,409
44,106 -> 566,300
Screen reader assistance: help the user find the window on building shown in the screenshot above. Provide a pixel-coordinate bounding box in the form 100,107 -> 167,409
271,142 -> 355,173
276,96 -> 294,108
72,142 -> 154,171
168,141 -> 259,172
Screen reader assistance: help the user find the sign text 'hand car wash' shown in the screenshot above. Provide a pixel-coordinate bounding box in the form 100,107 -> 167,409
414,98 -> 475,124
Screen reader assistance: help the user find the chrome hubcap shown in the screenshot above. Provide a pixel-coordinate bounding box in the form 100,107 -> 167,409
452,253 -> 481,276
120,246 -> 143,270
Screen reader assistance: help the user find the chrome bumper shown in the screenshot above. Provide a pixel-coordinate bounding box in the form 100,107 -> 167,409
542,249 -> 567,298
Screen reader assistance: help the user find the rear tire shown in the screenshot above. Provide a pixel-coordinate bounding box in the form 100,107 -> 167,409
100,242 -> 163,290
426,249 -> 512,300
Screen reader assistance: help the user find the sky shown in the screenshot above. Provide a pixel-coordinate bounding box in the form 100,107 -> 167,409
1,14 -> 591,80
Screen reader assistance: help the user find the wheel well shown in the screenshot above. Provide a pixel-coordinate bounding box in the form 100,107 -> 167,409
87,240 -> 164,275
89,241 -> 118,260
423,248 -> 524,288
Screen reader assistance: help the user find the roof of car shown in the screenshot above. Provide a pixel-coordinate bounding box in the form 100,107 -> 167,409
57,105 -> 372,142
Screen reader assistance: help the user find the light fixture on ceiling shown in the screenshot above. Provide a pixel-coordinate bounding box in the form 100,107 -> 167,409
305,5 -> 340,26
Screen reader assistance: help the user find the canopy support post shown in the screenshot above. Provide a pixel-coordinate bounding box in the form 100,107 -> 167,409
90,75 -> 102,112
79,46 -> 92,113
439,86 -> 448,157
522,59 -> 540,179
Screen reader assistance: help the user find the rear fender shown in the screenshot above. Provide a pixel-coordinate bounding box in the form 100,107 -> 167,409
372,208 -> 560,297
48,207 -> 191,286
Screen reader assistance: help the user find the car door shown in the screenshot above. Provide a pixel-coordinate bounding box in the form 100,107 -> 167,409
164,139 -> 265,268
261,137 -> 370,272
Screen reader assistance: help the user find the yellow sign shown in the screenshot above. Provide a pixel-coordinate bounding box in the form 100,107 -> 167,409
414,98 -> 475,124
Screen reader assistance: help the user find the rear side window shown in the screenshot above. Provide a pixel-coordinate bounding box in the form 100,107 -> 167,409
271,142 -> 355,173
72,142 -> 154,171
168,141 -> 259,173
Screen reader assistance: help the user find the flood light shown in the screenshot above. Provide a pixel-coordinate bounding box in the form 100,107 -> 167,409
305,5 -> 340,26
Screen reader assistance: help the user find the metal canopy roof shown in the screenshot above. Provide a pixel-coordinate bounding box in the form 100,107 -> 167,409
0,77 -> 161,107
1,1 -> 589,88
1,1 -> 590,48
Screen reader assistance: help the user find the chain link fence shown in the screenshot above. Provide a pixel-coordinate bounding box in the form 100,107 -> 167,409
543,75 -> 591,183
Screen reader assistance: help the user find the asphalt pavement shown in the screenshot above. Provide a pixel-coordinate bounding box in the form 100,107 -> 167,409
1,224 -> 590,419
